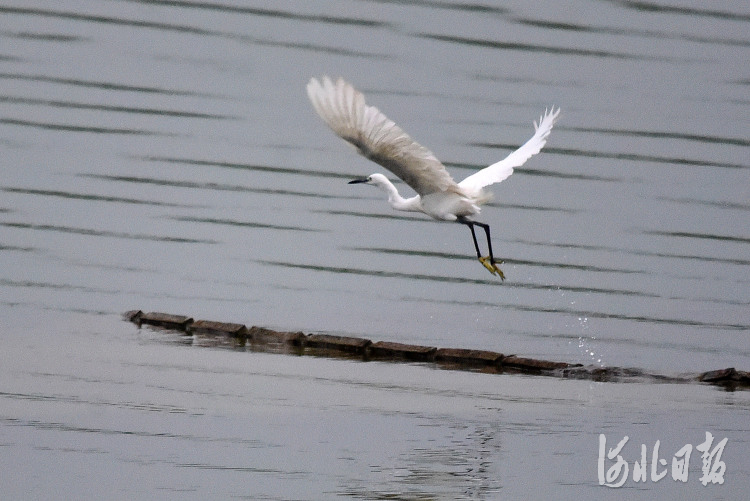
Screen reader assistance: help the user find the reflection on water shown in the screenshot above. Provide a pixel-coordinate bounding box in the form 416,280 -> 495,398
1,0 -> 749,499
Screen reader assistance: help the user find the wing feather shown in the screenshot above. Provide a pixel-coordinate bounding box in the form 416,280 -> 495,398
458,107 -> 560,195
307,76 -> 458,196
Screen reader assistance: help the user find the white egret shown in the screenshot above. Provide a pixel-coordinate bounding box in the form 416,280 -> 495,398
306,76 -> 559,279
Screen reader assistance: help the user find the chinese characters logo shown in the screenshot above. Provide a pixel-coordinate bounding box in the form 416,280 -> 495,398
598,432 -> 727,487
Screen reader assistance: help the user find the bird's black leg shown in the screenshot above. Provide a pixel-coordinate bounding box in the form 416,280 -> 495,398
459,218 -> 483,259
458,218 -> 504,279
474,222 -> 500,264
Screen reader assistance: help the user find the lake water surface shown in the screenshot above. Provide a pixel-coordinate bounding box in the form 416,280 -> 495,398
1,1 -> 749,499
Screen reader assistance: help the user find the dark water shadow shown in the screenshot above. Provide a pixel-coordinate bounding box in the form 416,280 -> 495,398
0,221 -> 218,244
79,173 -> 343,200
1,186 -> 204,208
166,215 -> 323,233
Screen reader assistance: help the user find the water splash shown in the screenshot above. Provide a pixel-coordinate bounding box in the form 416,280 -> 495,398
572,316 -> 604,367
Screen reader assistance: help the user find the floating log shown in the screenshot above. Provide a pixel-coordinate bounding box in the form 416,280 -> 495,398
736,370 -> 750,384
699,367 -> 735,382
123,310 -> 748,390
248,326 -> 305,346
435,348 -> 504,366
369,341 -> 437,361
188,320 -> 247,337
123,310 -> 143,323
502,356 -> 573,372
305,334 -> 372,354
138,311 -> 193,331
557,365 -> 683,384
697,368 -> 750,390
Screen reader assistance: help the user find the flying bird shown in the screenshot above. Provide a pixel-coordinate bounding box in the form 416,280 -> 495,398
306,76 -> 559,279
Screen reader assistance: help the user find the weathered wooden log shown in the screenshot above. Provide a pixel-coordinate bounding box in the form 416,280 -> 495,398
435,348 -> 504,366
502,356 -> 572,372
247,326 -> 305,346
368,341 -> 437,361
188,320 -> 247,337
699,367 -> 736,383
123,310 -> 143,323
124,310 -> 748,389
305,334 -> 371,354
139,312 -> 193,331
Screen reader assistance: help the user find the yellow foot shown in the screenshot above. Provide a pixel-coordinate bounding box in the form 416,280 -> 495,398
478,256 -> 505,280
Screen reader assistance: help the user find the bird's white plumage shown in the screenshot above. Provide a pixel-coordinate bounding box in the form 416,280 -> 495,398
457,108 -> 560,197
307,76 -> 459,197
307,76 -> 559,206
307,76 -> 559,277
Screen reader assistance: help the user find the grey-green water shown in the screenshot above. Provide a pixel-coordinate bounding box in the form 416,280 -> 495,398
1,1 -> 748,499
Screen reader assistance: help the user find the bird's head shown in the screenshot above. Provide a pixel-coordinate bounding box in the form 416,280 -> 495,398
348,173 -> 414,210
348,173 -> 390,188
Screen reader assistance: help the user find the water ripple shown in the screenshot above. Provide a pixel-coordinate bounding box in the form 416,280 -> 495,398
516,238 -> 750,266
350,247 -> 646,275
0,278 -> 118,295
0,6 -> 387,58
0,221 -> 217,244
138,155 -> 351,180
513,18 -> 750,48
607,0 -> 750,22
402,296 -> 750,331
0,30 -> 87,42
315,209 -> 431,222
167,216 -> 323,233
0,244 -> 35,252
122,0 -> 391,28
0,95 -> 240,120
0,118 -> 175,136
79,174 -> 342,199
358,0 -> 509,15
512,167 -> 619,182
644,230 -> 750,245
564,125 -> 750,148
419,33 -> 663,60
1,187 -> 202,208
656,197 -> 750,212
259,259 -> 658,297
0,71 -> 221,97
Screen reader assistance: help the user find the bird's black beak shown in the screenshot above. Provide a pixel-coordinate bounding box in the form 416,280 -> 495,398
348,178 -> 368,184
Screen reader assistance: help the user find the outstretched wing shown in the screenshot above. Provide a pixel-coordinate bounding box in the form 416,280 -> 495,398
307,76 -> 459,196
458,107 -> 560,195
